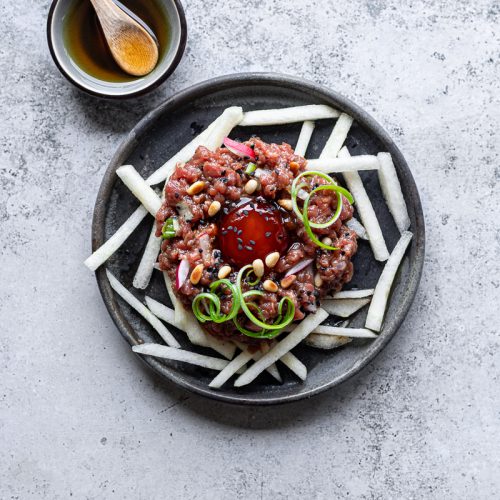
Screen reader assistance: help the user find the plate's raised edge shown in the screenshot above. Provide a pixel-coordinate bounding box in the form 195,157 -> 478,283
91,72 -> 425,405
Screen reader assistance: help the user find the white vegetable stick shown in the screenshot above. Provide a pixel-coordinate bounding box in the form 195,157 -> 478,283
313,325 -> 377,338
147,126 -> 217,185
307,155 -> 380,173
346,217 -> 369,240
234,309 -> 328,387
133,222 -> 161,289
209,349 -> 254,388
319,112 -> 353,158
333,289 -> 374,299
294,120 -> 315,156
239,105 -> 340,126
147,291 -> 236,360
163,272 -> 188,329
116,165 -> 162,216
304,334 -> 351,350
146,110 -> 235,186
106,270 -> 180,348
133,344 -> 228,371
144,296 -> 176,325
85,112 -> 234,272
279,352 -> 307,380
234,341 -> 282,383
147,107 -> 244,186
84,205 -> 148,271
233,341 -> 302,382
365,231 -> 413,332
183,319 -> 235,359
377,153 -> 411,233
321,298 -> 371,317
204,106 -> 245,149
254,350 -> 282,383
183,314 -> 234,356
339,147 -> 389,261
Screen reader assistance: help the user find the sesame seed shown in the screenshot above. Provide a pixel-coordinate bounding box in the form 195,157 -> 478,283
245,246 -> 252,251
222,230 -> 228,235
249,240 -> 256,245
227,225 -> 232,230
238,230 -> 242,235
237,238 -> 243,243
265,232 -> 271,238
238,245 -> 243,251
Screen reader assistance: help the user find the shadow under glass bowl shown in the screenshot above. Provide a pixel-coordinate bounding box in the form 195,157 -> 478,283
47,0 -> 187,98
92,73 -> 425,405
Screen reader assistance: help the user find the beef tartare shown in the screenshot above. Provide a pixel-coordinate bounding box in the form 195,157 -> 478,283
156,137 -> 357,342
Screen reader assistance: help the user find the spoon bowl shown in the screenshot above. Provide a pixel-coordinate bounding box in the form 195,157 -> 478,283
89,0 -> 159,77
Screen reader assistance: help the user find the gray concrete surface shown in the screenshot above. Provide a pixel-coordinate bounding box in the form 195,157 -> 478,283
1,0 -> 499,498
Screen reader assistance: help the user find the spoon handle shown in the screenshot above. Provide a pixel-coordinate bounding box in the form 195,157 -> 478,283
89,0 -> 123,32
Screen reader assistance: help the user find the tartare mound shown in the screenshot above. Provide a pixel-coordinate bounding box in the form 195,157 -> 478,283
156,138 -> 357,342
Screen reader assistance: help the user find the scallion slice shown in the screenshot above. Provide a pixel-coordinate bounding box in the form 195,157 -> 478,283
192,279 -> 241,324
192,265 -> 295,339
245,162 -> 257,175
161,217 -> 178,239
236,266 -> 295,333
290,170 -> 354,250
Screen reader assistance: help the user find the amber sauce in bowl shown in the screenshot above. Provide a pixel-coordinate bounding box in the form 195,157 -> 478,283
63,0 -> 170,83
47,0 -> 187,97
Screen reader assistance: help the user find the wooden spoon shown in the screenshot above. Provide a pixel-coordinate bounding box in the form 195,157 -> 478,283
89,0 -> 159,77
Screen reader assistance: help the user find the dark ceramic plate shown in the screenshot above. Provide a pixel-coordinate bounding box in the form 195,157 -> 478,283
92,73 -> 425,405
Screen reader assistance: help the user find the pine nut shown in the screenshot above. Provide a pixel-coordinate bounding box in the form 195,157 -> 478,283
265,252 -> 280,268
187,181 -> 205,196
244,179 -> 259,195
208,200 -> 221,217
217,265 -> 231,279
252,259 -> 264,278
281,274 -> 297,289
322,237 -> 333,246
314,273 -> 323,287
278,199 -> 293,211
263,280 -> 278,293
190,264 -> 204,284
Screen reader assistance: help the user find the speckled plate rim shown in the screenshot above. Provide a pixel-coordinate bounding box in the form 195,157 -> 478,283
91,72 -> 425,405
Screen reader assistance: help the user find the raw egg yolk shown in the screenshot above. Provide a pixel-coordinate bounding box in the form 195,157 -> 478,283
218,199 -> 288,267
